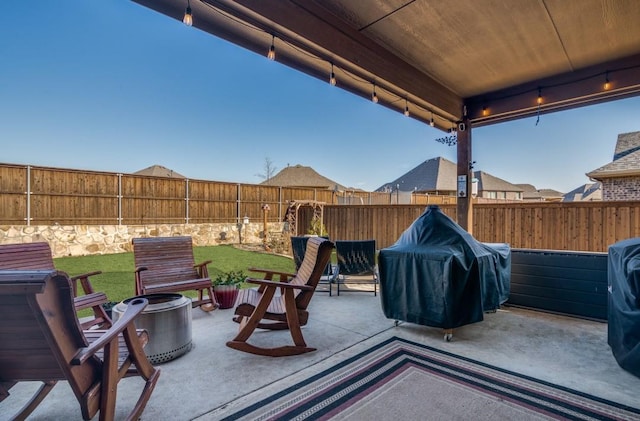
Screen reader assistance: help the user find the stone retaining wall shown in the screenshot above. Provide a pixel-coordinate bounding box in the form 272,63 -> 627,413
0,223 -> 285,258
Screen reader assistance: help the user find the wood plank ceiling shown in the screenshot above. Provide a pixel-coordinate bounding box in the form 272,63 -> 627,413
133,0 -> 640,131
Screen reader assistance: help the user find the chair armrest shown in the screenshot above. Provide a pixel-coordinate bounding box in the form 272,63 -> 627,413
194,260 -> 212,277
247,267 -> 295,279
71,297 -> 148,365
247,278 -> 313,291
74,292 -> 109,311
70,271 -> 102,296
134,266 -> 148,274
70,271 -> 102,281
194,260 -> 212,268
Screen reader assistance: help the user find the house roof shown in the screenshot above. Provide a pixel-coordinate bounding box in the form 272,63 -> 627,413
515,184 -> 543,200
614,131 -> 640,160
133,165 -> 185,178
474,171 -> 523,193
376,157 -> 522,193
587,131 -> 640,178
537,189 -> 565,199
261,164 -> 346,191
516,184 -> 565,200
563,182 -> 602,202
134,0 -> 640,130
376,157 -> 457,192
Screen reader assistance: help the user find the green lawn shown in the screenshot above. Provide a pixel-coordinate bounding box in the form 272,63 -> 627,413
54,245 -> 296,307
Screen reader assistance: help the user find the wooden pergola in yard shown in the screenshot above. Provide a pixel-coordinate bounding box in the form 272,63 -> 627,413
133,0 -> 640,232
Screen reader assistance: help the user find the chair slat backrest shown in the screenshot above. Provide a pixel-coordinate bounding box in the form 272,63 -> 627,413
0,270 -> 101,398
133,236 -> 200,285
336,240 -> 377,276
0,242 -> 55,270
290,236 -> 333,276
290,237 -> 333,310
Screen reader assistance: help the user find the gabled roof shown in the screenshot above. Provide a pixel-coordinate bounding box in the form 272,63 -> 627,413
588,131 -> 640,179
563,182 -> 602,202
474,171 -> 523,192
516,184 -> 565,200
376,157 -> 457,192
133,165 -> 185,178
614,131 -> 640,160
537,189 -> 565,199
261,164 -> 346,191
376,157 -> 522,193
515,184 -> 543,200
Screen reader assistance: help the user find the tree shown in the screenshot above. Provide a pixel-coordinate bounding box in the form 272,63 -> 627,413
255,157 -> 278,184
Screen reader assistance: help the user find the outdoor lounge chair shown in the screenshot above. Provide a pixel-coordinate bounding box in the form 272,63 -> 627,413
0,241 -> 112,329
290,235 -> 337,295
227,236 -> 334,357
335,240 -> 379,296
0,270 -> 160,421
133,236 -> 218,311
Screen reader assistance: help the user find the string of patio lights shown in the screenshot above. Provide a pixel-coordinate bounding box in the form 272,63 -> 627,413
182,0 -> 450,133
183,0 -> 640,147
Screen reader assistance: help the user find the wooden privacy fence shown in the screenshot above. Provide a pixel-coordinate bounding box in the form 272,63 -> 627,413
3,163 -> 640,253
0,163 -> 410,225
319,202 -> 640,252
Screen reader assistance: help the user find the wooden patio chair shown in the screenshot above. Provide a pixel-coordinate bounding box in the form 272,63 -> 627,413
0,270 -> 160,421
290,235 -> 337,295
227,236 -> 334,356
0,242 -> 112,329
335,240 -> 379,296
133,236 -> 218,311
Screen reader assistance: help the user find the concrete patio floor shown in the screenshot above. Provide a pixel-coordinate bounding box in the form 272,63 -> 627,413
2,285 -> 640,420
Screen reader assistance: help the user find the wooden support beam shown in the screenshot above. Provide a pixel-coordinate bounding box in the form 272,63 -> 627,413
456,118 -> 472,233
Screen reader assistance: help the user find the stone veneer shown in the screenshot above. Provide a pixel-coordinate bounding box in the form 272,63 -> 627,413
0,223 -> 283,258
602,177 -> 640,201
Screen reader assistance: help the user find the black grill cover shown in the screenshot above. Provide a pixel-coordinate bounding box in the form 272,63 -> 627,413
608,238 -> 640,378
378,205 -> 510,329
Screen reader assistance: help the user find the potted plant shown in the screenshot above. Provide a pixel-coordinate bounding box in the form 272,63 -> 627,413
101,301 -> 119,320
212,270 -> 246,309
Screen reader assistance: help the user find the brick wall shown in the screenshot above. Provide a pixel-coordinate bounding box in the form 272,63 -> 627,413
602,176 -> 640,200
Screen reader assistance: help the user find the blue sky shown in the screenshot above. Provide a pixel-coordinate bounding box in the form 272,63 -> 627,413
1,1 -> 639,194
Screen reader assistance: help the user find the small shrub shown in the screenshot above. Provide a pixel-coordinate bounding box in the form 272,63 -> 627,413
212,270 -> 246,287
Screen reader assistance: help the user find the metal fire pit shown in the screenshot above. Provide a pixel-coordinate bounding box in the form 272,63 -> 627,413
113,293 -> 192,364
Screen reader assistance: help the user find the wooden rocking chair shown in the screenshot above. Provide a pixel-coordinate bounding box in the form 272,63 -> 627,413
133,236 -> 218,311
0,270 -> 160,420
0,242 -> 112,329
227,237 -> 334,357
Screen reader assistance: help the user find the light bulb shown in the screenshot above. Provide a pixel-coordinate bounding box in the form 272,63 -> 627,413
404,99 -> 410,117
482,106 -> 488,116
329,64 -> 336,86
372,85 -> 378,103
429,112 -> 435,127
183,5 -> 193,26
267,36 -> 276,60
537,89 -> 543,105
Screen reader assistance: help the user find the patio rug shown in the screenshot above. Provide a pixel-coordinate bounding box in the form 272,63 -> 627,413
218,336 -> 640,421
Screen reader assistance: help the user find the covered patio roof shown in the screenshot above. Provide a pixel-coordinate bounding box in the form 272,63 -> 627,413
133,0 -> 640,130
132,0 -> 640,231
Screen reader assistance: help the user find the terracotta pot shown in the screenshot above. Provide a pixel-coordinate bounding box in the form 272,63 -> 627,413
213,285 -> 239,309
